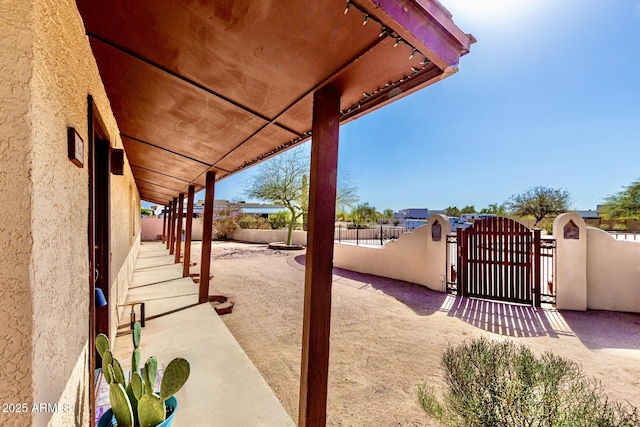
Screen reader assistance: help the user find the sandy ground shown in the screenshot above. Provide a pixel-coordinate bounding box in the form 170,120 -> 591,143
187,241 -> 640,427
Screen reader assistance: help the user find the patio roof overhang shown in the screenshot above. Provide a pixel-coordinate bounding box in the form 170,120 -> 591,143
76,0 -> 474,205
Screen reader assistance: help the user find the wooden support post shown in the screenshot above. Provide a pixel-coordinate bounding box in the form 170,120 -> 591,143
162,207 -> 167,244
166,201 -> 173,250
169,197 -> 177,255
183,186 -> 195,277
199,172 -> 215,303
298,88 -> 340,427
174,193 -> 185,263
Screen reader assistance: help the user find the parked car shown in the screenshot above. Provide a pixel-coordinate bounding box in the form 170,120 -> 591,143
449,217 -> 473,232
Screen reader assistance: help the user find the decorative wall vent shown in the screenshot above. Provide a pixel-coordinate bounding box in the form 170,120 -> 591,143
563,220 -> 579,239
432,220 -> 441,241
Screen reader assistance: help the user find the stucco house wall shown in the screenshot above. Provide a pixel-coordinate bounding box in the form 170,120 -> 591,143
0,0 -> 140,425
0,0 -> 36,424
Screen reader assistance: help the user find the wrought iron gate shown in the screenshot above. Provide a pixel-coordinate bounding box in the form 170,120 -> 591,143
446,217 -> 556,306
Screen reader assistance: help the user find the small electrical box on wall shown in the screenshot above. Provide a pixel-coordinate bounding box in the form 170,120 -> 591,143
67,127 -> 84,168
111,148 -> 124,175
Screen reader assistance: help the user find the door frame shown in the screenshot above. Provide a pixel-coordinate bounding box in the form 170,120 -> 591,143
88,95 -> 111,425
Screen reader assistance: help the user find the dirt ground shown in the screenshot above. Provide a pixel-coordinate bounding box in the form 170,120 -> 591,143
189,241 -> 640,427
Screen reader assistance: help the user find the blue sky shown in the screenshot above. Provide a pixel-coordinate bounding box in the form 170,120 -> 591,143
202,0 -> 640,212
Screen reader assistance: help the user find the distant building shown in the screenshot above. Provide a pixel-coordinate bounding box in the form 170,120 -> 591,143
156,200 -> 287,218
574,210 -> 600,221
393,208 -> 430,220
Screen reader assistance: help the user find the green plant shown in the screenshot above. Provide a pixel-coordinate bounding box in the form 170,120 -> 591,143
612,222 -> 628,231
96,322 -> 190,427
238,214 -> 271,230
417,337 -> 638,427
268,210 -> 291,229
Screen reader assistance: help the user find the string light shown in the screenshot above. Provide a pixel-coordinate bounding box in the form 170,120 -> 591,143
228,0 -> 437,176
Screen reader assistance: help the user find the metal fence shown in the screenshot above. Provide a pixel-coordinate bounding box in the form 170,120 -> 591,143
609,232 -> 640,241
334,225 -> 412,246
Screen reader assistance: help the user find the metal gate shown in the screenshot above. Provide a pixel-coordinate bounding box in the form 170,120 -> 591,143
446,217 -> 556,306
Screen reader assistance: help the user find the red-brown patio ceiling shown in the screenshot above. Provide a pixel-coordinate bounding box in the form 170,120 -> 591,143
76,0 -> 474,205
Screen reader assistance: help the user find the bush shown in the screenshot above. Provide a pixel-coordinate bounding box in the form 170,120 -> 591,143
268,210 -> 291,229
213,216 -> 238,240
612,222 -> 628,231
417,337 -> 638,427
238,214 -> 271,230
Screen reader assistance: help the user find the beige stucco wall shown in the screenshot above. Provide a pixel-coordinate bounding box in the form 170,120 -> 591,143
333,216 -> 450,291
232,228 -> 308,246
1,0 -> 140,425
141,217 -> 164,241
586,227 -> 640,312
0,0 -> 36,425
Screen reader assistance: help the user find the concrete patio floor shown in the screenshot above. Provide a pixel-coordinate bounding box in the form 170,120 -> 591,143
108,242 -> 295,426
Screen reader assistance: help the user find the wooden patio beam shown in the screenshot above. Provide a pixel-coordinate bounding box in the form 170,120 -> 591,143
374,0 -> 475,71
174,193 -> 185,263
298,87 -> 340,427
166,200 -> 173,250
169,197 -> 177,255
199,171 -> 215,303
183,186 -> 195,277
162,207 -> 167,244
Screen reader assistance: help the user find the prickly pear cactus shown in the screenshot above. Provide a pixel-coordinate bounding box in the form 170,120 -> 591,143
160,358 -> 190,401
143,356 -> 158,394
137,394 -> 165,427
132,322 -> 142,373
96,333 -> 110,357
132,321 -> 141,348
130,372 -> 144,400
109,382 -> 134,427
112,358 -> 126,386
104,363 -> 115,386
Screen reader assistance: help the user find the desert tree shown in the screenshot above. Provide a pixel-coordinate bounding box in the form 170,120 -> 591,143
350,202 -> 378,227
244,147 -> 308,245
245,146 -> 359,244
480,203 -> 508,216
506,186 -> 570,225
601,178 -> 640,219
445,206 -> 461,217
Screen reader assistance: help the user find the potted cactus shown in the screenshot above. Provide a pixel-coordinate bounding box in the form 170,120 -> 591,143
96,322 -> 190,427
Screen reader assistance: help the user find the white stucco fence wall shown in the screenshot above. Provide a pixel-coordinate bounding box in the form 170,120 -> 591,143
586,227 -> 640,312
333,215 -> 450,291
231,228 -> 308,246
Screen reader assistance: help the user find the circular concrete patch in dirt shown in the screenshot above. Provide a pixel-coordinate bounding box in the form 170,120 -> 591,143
268,242 -> 305,250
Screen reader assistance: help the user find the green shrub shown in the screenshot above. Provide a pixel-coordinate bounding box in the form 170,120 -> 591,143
417,337 -> 638,427
542,221 -> 553,235
238,214 -> 271,230
268,210 -> 291,229
612,222 -> 628,231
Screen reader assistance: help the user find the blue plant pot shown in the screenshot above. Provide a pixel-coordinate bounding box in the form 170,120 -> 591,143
98,396 -> 178,427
